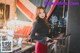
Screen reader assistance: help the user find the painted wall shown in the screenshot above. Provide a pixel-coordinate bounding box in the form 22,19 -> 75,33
0,0 -> 15,20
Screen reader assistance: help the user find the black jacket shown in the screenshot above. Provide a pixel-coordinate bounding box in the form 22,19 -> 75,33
30,18 -> 49,44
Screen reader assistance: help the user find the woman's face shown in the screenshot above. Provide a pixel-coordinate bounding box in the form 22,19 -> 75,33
39,9 -> 45,19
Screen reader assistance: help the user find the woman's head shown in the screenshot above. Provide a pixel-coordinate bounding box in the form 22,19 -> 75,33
35,7 -> 47,20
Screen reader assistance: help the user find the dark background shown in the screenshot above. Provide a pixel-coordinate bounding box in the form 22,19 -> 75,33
67,0 -> 80,53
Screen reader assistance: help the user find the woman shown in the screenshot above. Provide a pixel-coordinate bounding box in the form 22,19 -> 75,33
30,7 -> 50,53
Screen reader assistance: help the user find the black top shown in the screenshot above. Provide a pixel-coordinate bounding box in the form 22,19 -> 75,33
30,18 -> 49,44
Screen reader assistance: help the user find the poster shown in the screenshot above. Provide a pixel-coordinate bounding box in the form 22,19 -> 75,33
0,0 -> 70,53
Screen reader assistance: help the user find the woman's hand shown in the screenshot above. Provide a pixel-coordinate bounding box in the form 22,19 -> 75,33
35,33 -> 38,36
46,37 -> 52,41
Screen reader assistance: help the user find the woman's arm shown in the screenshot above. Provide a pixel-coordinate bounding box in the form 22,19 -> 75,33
30,22 -> 43,40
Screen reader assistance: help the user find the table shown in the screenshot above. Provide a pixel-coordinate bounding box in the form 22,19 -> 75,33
12,43 -> 35,53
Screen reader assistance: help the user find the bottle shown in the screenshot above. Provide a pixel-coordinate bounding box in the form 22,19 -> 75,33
18,37 -> 22,47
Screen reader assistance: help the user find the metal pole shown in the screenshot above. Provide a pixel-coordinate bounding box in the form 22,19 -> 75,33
62,0 -> 65,18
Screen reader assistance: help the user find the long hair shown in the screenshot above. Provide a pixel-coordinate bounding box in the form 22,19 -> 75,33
35,7 -> 49,28
35,7 -> 47,20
